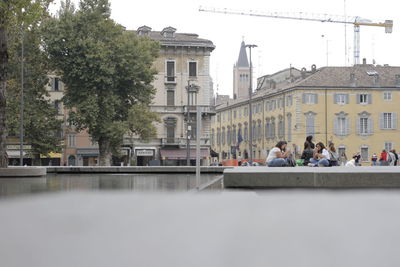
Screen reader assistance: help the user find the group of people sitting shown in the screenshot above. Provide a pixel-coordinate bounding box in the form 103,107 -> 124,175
266,136 -> 339,167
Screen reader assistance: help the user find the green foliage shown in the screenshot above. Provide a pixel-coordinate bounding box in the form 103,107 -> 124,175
6,25 -> 63,161
42,0 -> 159,165
128,104 -> 160,142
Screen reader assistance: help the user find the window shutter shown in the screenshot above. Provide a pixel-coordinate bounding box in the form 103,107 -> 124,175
393,112 -> 398,129
333,94 -> 338,104
379,113 -> 384,129
345,94 -> 349,104
314,93 -> 318,104
333,118 -> 338,135
346,118 -> 350,135
51,78 -> 55,90
368,118 -> 373,134
368,94 -> 372,104
356,93 -> 360,104
356,117 -> 360,135
302,93 -> 306,104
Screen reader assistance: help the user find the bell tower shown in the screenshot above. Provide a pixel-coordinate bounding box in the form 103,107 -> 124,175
233,40 -> 250,99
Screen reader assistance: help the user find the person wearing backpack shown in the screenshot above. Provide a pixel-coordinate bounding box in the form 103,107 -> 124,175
328,142 -> 339,166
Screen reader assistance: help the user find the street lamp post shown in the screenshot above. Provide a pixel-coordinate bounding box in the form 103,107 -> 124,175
246,44 -> 257,164
19,22 -> 24,166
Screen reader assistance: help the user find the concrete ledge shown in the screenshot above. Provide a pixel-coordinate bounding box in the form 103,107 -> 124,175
47,166 -> 231,174
224,166 -> 400,188
0,167 -> 46,178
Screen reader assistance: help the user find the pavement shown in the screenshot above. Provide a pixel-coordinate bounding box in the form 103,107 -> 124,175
1,190 -> 400,267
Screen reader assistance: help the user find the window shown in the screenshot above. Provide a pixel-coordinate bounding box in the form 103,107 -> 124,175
287,114 -> 292,142
361,147 -> 369,162
227,127 -> 231,145
302,93 -> 318,104
355,111 -> 372,135
52,77 -> 60,91
257,121 -> 262,140
338,147 -> 346,160
54,100 -> 61,114
232,126 -> 236,145
244,125 -> 248,142
189,91 -> 197,106
67,134 -> 76,147
233,110 -> 237,119
357,93 -> 371,104
252,123 -> 256,141
222,128 -> 226,145
189,62 -> 197,77
211,129 -> 215,146
265,119 -> 271,139
359,118 -> 368,134
381,112 -> 397,129
217,129 -> 221,145
305,112 -> 316,136
244,107 -> 248,117
166,61 -> 175,82
278,117 -> 284,138
286,95 -> 293,107
167,90 -> 174,106
385,142 -> 393,151
334,94 -> 348,105
383,92 -> 392,101
334,112 -> 351,136
270,118 -> 276,138
166,124 -> 175,143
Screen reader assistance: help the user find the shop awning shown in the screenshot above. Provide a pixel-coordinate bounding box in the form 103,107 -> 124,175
7,150 -> 28,158
40,152 -> 62,158
160,148 -> 209,160
77,149 -> 99,157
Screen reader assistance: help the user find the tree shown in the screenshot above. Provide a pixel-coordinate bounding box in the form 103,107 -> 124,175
0,0 -> 52,168
42,0 -> 159,166
6,27 -> 63,166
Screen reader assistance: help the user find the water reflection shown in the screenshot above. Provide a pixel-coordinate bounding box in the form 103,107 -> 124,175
0,173 -> 221,197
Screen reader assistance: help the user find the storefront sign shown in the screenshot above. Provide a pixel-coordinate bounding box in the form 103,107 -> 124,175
7,145 -> 31,150
135,150 -> 154,156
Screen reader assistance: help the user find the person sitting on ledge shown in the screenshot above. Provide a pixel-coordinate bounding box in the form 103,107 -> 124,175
266,141 -> 292,167
301,141 -> 314,166
308,142 -> 330,167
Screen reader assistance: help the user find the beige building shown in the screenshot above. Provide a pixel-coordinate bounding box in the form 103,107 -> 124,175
211,63 -> 400,165
46,76 -> 100,166
127,26 -> 215,166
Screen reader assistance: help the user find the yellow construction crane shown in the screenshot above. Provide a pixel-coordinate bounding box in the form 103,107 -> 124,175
199,6 -> 393,65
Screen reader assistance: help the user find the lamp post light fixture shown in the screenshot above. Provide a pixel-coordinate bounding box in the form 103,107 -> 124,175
245,44 -> 257,164
19,10 -> 25,166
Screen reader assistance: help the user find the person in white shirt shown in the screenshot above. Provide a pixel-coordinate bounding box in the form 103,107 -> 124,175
308,142 -> 330,167
266,141 -> 292,167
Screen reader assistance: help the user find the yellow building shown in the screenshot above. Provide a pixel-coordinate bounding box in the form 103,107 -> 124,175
211,64 -> 400,165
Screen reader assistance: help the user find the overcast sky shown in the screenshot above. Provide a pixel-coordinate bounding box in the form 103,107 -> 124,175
51,0 -> 400,97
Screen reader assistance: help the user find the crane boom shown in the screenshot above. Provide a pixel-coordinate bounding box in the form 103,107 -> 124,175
199,6 -> 393,65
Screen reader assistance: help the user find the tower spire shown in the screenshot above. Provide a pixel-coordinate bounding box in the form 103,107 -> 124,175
237,40 -> 249,68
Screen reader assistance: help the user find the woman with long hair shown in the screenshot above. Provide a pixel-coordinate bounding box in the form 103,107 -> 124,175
266,141 -> 292,167
328,142 -> 339,166
308,142 -> 330,167
304,135 -> 315,150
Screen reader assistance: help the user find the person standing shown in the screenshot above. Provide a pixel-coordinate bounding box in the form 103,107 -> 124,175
388,150 -> 396,166
371,153 -> 378,166
266,141 -> 292,167
308,142 -> 330,167
380,150 -> 388,166
391,149 -> 398,166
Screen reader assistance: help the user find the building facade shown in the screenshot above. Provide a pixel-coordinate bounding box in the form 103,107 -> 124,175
127,26 -> 215,166
211,64 -> 400,165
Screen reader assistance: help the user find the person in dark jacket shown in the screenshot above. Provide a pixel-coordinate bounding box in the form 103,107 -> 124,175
301,141 -> 314,166
304,135 -> 315,150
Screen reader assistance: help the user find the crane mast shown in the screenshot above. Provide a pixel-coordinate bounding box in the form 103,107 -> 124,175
199,6 -> 393,65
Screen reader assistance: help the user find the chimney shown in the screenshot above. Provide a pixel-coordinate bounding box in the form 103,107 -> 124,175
362,58 -> 367,65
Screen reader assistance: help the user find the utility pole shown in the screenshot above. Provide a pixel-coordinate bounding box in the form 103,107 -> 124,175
246,44 -> 257,164
196,106 -> 201,189
19,24 -> 24,166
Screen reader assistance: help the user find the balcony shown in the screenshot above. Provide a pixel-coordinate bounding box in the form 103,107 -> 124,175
161,138 -> 182,147
164,76 -> 177,85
